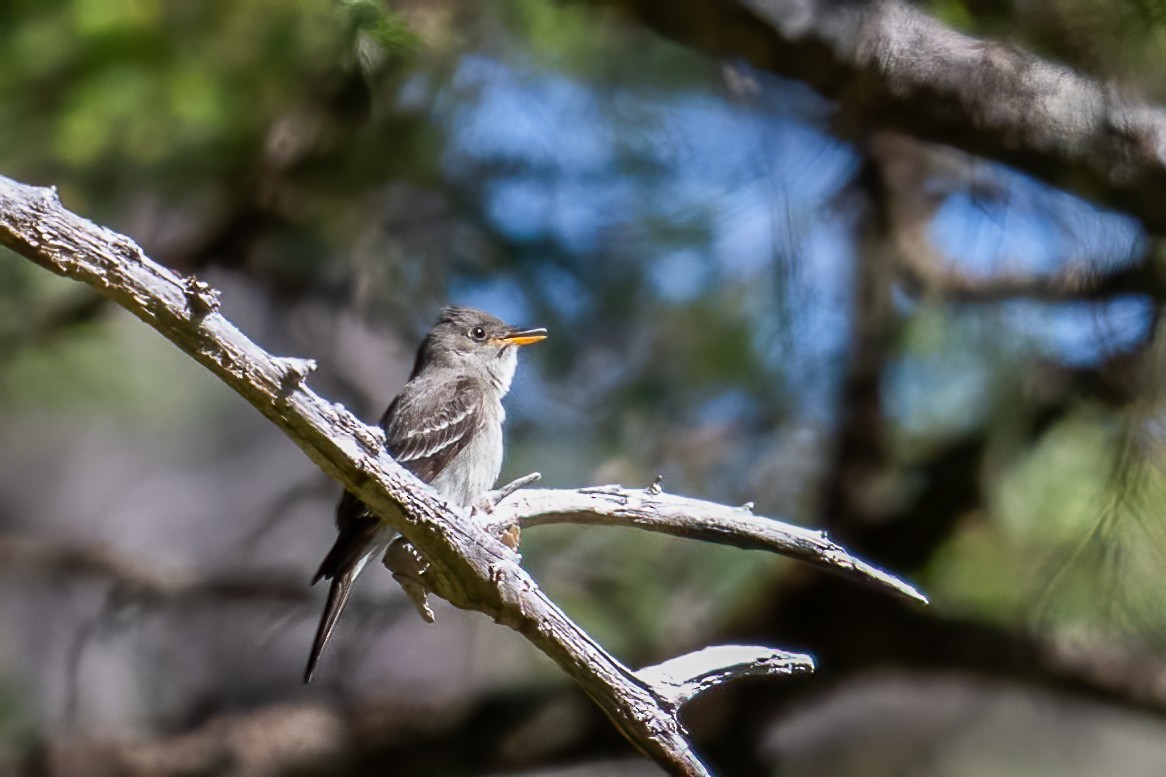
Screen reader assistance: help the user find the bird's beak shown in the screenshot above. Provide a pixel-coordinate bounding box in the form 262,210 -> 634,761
494,327 -> 548,347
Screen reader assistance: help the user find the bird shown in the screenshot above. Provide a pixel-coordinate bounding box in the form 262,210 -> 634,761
303,306 -> 547,683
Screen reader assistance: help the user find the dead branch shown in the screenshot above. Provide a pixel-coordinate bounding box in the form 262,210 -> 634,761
482,485 -> 926,604
0,174 -> 923,776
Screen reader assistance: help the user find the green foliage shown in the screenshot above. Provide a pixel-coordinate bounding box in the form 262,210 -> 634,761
0,304 -> 228,420
343,0 -> 418,56
928,409 -> 1166,649
498,0 -> 709,88
0,0 -> 418,203
2,2 -> 1165,763
0,683 -> 34,753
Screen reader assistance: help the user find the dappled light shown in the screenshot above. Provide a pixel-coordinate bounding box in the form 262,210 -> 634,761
2,0 -> 1166,775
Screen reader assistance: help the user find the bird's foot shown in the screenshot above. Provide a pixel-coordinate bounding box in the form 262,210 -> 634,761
498,522 -> 521,551
383,537 -> 435,623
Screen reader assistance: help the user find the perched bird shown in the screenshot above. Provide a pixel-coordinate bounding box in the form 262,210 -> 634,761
304,306 -> 546,683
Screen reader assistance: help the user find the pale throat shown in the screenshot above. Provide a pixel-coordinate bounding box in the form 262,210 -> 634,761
478,347 -> 518,395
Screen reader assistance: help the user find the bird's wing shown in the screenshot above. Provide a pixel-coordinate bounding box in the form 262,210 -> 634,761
312,376 -> 484,583
305,377 -> 486,682
383,376 -> 487,483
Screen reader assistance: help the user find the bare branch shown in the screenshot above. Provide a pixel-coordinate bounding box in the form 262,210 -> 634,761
640,645 -> 815,708
0,174 -> 924,776
486,471 -> 543,508
482,486 -> 928,605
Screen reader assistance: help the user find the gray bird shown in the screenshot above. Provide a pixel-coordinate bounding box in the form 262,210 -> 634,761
304,306 -> 546,683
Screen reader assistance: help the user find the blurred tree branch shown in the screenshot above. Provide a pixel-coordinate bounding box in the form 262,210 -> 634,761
897,260 -> 1165,303
867,133 -> 1165,303
0,536 -> 308,606
24,690 -> 631,777
0,174 -> 922,777
819,150 -> 898,540
31,701 -> 376,777
684,138 -> 1166,769
598,0 -> 1166,234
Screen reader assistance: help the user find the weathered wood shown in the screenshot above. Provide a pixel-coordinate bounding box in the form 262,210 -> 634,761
0,174 -> 925,775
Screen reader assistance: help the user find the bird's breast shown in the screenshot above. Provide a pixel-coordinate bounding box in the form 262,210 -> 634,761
429,408 -> 504,508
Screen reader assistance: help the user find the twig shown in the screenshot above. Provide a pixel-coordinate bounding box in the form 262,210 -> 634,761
486,472 -> 543,508
481,486 -> 927,604
639,645 -> 815,708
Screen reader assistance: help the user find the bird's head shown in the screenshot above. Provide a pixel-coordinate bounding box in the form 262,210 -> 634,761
414,306 -> 547,391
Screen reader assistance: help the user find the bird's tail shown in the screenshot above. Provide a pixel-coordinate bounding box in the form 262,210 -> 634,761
303,563 -> 363,684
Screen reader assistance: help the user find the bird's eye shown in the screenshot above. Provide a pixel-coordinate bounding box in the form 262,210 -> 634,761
469,326 -> 487,341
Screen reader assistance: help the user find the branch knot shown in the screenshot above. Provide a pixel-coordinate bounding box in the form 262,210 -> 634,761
276,356 -> 317,395
183,276 -> 222,318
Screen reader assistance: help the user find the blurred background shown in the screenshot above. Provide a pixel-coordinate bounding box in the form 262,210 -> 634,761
2,0 -> 1166,775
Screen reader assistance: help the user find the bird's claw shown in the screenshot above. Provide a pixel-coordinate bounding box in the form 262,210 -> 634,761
383,537 -> 435,623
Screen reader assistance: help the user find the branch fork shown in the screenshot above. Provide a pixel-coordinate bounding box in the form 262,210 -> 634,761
0,174 -> 925,776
